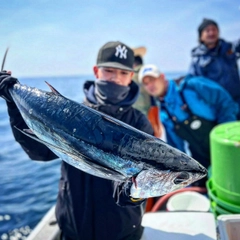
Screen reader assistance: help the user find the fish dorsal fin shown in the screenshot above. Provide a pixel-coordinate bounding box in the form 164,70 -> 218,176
45,81 -> 62,95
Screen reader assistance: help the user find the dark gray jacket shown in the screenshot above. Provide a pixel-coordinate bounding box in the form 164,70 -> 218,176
7,80 -> 153,240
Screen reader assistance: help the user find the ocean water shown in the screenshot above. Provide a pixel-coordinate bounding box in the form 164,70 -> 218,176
0,72 -> 184,240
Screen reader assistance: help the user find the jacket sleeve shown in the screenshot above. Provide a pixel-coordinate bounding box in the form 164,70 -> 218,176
186,77 -> 239,123
232,39 -> 240,55
6,101 -> 58,161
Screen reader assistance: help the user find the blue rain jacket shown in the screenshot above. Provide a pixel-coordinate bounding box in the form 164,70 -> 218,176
160,76 -> 239,153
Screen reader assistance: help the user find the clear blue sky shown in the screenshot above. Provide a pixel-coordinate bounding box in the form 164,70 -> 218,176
0,0 -> 239,77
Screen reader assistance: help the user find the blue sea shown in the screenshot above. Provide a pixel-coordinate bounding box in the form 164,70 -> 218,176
0,72 -> 184,240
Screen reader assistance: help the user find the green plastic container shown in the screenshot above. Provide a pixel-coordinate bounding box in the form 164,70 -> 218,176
212,179 -> 240,205
207,178 -> 240,213
210,121 -> 240,198
210,200 -> 232,217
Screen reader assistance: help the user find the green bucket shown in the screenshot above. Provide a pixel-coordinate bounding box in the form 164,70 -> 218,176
207,179 -> 240,213
210,121 -> 240,195
212,179 -> 240,205
210,200 -> 232,217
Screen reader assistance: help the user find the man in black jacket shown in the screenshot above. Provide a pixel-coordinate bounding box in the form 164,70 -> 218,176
0,41 -> 154,240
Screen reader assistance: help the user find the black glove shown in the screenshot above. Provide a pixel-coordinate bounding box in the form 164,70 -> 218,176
0,72 -> 18,102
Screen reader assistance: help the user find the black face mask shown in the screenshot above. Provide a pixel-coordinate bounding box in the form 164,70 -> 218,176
94,80 -> 130,105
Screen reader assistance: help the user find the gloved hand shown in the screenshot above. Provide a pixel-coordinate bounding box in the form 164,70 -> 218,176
0,72 -> 18,102
113,180 -> 145,207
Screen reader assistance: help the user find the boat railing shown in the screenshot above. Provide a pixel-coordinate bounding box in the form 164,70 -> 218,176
26,205 -> 60,240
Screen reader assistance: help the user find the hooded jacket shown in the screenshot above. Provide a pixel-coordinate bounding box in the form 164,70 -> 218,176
7,80 -> 153,240
160,76 -> 238,167
189,39 -> 240,104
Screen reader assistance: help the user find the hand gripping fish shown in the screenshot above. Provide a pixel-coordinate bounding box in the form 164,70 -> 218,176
8,82 -> 207,198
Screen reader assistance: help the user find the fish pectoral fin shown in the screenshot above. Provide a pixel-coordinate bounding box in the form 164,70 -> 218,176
15,127 -> 82,161
14,126 -> 126,181
14,126 -> 53,145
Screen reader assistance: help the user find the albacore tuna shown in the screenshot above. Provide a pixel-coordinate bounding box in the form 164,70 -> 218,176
8,82 -> 207,198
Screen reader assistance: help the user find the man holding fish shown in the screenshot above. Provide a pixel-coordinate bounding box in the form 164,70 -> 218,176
0,41 -> 154,240
0,41 -> 206,240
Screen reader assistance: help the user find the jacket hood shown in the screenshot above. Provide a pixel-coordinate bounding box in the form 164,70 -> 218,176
83,80 -> 140,107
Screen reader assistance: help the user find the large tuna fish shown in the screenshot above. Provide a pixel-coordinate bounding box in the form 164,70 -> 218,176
8,82 -> 207,198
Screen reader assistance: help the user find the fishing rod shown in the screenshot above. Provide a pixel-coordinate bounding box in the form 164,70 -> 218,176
1,47 -> 9,72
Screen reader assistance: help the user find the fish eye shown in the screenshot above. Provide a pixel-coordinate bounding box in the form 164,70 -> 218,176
173,172 -> 189,184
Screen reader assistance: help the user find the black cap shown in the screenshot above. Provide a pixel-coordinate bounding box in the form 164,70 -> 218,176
198,18 -> 219,38
97,41 -> 134,71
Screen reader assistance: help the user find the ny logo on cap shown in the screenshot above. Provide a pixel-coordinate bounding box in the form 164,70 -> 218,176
115,45 -> 128,59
